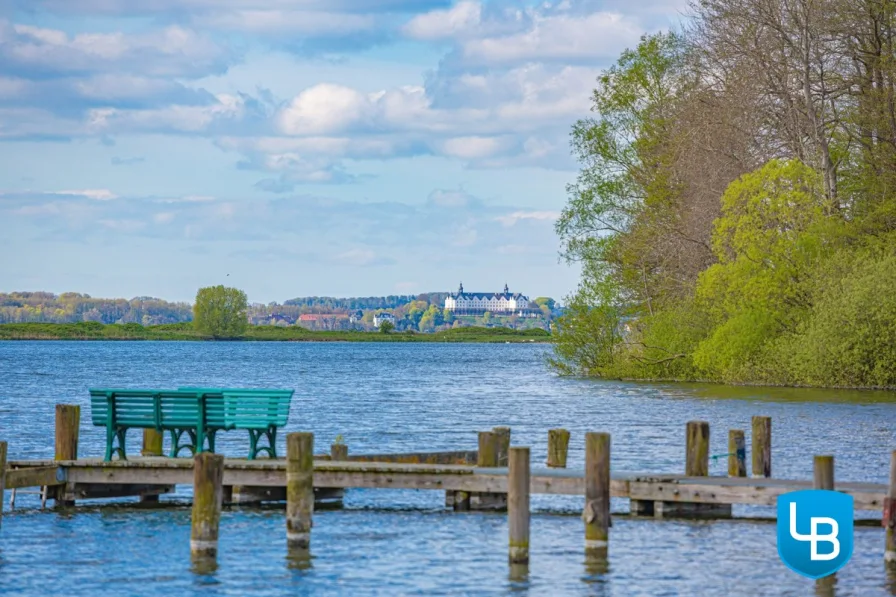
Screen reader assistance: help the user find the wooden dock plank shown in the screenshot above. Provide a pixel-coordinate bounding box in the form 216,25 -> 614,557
6,466 -> 63,489
631,477 -> 886,511
5,459 -> 887,512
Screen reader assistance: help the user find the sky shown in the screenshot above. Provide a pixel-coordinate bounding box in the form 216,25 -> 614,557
0,0 -> 686,304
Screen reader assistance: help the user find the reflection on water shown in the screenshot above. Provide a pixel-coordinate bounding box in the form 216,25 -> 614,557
0,341 -> 894,596
649,380 -> 896,404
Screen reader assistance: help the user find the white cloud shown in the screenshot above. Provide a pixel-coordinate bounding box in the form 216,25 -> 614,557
278,84 -> 369,135
404,2 -> 644,66
403,1 -> 482,40
23,0 -> 447,14
440,136 -> 508,159
198,10 -> 376,35
0,21 -> 230,78
460,11 -> 641,64
86,94 -> 246,134
495,211 -> 560,226
55,189 -> 119,200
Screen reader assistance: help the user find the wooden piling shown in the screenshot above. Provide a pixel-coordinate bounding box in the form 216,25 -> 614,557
0,441 -> 6,530
814,455 -> 834,491
138,429 -> 165,503
653,421 -> 730,518
813,455 -> 836,593
330,442 -> 348,461
728,430 -> 746,477
547,428 -> 570,468
55,404 -> 80,461
584,432 -> 610,551
54,404 -> 80,506
885,450 -> 896,566
686,421 -> 709,477
142,429 -> 163,457
286,432 -> 314,549
752,416 -> 772,478
190,452 -> 224,559
493,427 -> 511,467
478,431 -> 498,467
471,431 -> 505,510
508,446 -> 530,565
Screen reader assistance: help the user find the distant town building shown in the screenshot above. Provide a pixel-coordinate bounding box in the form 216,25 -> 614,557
373,312 -> 396,328
444,283 -> 531,315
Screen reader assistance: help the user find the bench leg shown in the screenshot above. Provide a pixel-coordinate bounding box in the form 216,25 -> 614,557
105,425 -> 115,462
114,428 -> 127,460
206,430 -> 217,453
248,430 -> 260,460
104,428 -> 127,462
169,429 -> 197,458
247,427 -> 277,460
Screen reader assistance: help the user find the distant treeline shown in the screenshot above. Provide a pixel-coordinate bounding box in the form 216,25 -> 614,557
0,291 -> 444,325
1,291 -> 554,333
0,321 -> 551,343
283,293 -> 449,311
0,292 -> 192,325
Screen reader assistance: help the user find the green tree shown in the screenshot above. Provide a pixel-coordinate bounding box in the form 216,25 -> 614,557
193,285 -> 248,338
379,320 -> 394,334
692,160 -> 836,379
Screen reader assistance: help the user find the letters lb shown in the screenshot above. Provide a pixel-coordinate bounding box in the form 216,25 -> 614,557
777,489 -> 854,579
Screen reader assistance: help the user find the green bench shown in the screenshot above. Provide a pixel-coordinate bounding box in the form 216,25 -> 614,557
89,387 -> 294,461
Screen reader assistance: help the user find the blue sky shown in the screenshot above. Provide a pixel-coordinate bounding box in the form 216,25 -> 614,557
0,0 -> 685,303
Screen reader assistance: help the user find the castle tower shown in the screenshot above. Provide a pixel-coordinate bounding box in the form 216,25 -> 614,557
458,282 -> 464,294
503,283 -> 509,294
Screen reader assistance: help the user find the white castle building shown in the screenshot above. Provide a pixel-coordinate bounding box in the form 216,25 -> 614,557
444,283 -> 531,315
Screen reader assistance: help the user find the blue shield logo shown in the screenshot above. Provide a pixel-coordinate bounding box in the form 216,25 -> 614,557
777,490 -> 853,579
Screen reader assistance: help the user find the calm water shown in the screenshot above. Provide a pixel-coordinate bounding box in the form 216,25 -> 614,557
0,341 -> 895,596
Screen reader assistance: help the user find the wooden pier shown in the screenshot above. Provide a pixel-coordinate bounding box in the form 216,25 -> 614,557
3,457 -> 889,511
1,407 -> 895,574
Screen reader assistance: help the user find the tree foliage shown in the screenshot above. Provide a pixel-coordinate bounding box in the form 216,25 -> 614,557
193,286 -> 248,339
553,4 -> 896,388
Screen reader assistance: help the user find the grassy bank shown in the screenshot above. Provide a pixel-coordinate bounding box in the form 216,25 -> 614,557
0,322 -> 551,343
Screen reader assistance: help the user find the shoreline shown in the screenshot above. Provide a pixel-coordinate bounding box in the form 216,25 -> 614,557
0,322 -> 552,344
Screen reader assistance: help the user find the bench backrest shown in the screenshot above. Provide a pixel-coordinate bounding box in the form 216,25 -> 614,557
90,387 -> 294,430
179,387 -> 293,429
89,388 -> 204,429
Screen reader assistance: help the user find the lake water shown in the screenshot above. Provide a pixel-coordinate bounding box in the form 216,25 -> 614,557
0,341 -> 895,596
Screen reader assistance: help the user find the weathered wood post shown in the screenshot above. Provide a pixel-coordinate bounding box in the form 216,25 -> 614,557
547,428 -> 570,468
814,455 -> 834,491
142,429 -> 163,456
584,432 -> 610,553
55,404 -> 80,507
752,416 -> 772,478
469,431 -> 505,511
813,455 -> 836,593
55,404 -> 80,461
653,421 -> 730,518
885,450 -> 896,566
493,427 -> 511,467
138,429 -> 165,503
686,421 -> 710,476
330,442 -> 348,461
508,446 -> 530,565
479,431 -> 498,467
190,452 -> 224,560
0,441 -> 6,530
286,432 -> 314,549
728,429 -> 747,477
